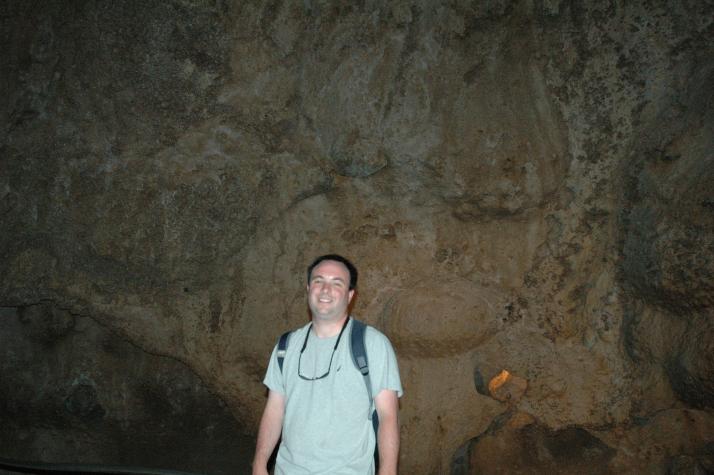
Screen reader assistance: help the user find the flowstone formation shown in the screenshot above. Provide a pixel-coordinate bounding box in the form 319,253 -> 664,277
1,1 -> 713,474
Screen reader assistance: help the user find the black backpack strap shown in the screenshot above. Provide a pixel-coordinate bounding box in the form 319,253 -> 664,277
350,318 -> 380,468
277,331 -> 291,372
350,319 -> 374,414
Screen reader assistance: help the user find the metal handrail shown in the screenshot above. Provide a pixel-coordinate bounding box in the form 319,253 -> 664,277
0,457 -> 209,475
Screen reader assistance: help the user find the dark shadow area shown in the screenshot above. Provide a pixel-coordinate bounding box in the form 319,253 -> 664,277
0,306 -> 255,475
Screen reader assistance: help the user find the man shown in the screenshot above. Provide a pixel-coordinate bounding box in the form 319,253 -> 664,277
252,254 -> 403,475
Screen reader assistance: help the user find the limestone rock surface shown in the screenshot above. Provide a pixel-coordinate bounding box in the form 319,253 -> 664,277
1,1 -> 713,474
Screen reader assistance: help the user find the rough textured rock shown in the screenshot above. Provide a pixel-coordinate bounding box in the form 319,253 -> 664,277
0,305 -> 253,474
487,370 -> 527,404
453,411 -> 617,475
1,1 -> 713,474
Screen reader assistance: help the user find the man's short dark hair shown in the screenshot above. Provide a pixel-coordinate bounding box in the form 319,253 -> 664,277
307,254 -> 358,290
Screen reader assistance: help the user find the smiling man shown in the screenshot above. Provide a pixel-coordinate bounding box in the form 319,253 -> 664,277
252,254 -> 403,475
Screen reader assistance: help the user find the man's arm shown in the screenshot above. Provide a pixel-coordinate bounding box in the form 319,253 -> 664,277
252,390 -> 285,475
374,388 -> 400,475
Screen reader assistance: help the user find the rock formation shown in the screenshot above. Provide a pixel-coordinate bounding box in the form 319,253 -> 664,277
1,1 -> 712,473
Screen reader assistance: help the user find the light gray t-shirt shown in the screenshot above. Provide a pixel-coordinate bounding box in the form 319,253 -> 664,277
263,318 -> 403,475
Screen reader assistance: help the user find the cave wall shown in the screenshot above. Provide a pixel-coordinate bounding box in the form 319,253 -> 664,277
1,1 -> 713,474
0,304 -> 253,474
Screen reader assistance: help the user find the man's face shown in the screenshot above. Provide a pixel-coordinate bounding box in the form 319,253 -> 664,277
307,260 -> 354,322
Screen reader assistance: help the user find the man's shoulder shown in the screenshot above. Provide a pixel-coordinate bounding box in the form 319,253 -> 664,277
361,321 -> 387,338
278,321 -> 311,345
354,319 -> 396,350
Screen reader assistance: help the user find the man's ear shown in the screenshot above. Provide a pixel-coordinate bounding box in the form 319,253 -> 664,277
348,289 -> 355,303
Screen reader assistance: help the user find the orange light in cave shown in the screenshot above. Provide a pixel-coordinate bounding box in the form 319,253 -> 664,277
488,369 -> 511,394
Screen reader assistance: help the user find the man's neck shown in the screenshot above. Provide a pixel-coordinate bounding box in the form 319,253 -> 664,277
311,314 -> 349,338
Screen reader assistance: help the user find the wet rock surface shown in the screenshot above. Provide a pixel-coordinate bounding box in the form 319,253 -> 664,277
1,1 -> 713,473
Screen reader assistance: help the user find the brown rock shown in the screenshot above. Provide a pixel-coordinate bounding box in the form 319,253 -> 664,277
488,369 -> 528,404
1,2 -> 713,474
459,412 -> 616,475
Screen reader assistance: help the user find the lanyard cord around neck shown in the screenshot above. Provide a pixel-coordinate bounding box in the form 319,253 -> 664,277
300,316 -> 351,354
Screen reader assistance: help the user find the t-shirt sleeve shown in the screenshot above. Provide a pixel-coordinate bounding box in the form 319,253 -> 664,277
263,344 -> 286,395
367,328 -> 403,398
